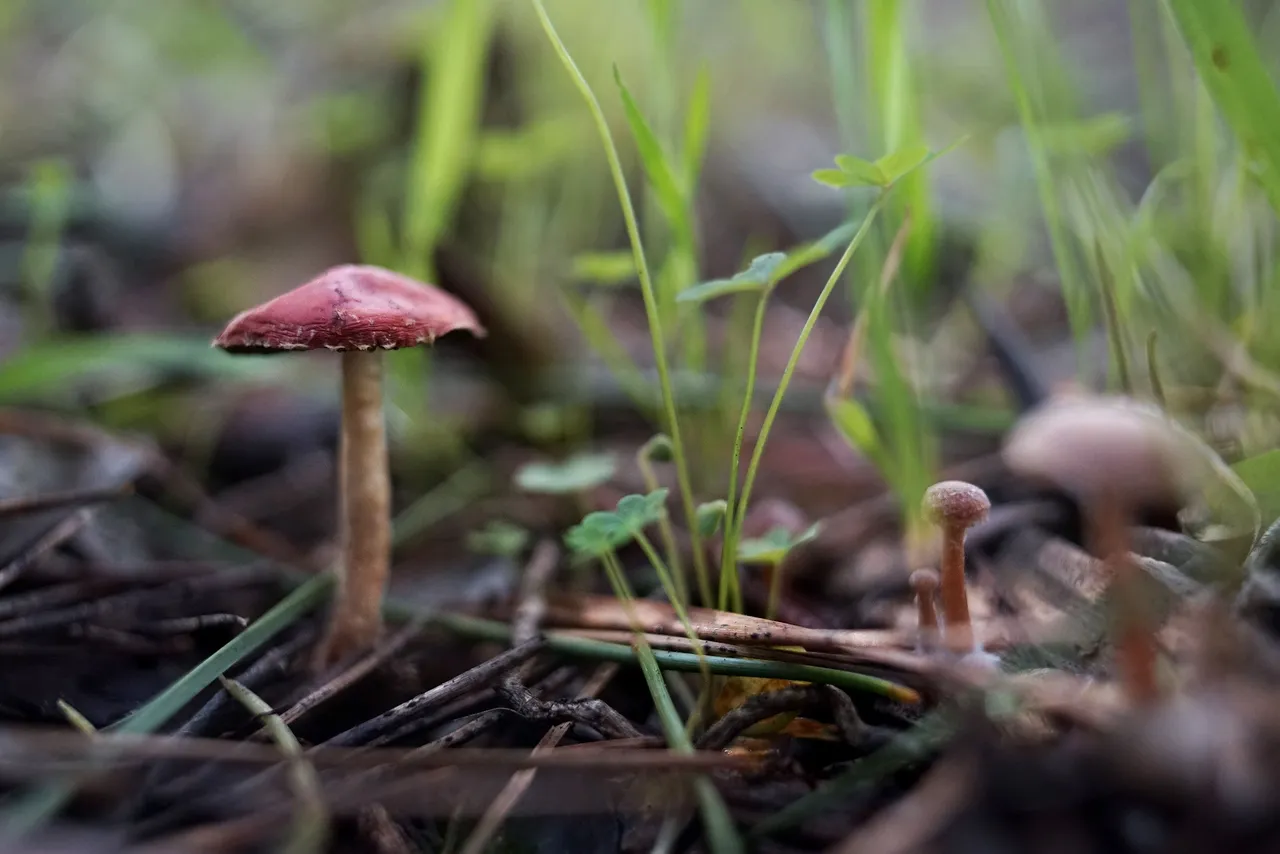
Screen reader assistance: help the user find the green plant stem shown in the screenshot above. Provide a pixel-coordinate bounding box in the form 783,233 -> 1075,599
765,560 -> 785,622
732,195 -> 888,541
986,0 -> 1095,373
220,677 -> 329,854
1146,330 -> 1167,408
427,610 -> 920,704
634,530 -> 710,684
635,634 -> 744,854
55,700 -> 97,736
1096,248 -> 1133,395
531,0 -> 710,606
600,549 -> 640,607
719,291 -> 769,613
638,446 -> 690,604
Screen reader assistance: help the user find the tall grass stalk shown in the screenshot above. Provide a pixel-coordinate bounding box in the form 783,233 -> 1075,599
717,292 -> 768,612
638,437 -> 693,604
596,547 -> 741,854
986,0 -> 1096,375
532,0 -> 710,604
861,0 -> 935,291
729,195 -> 889,569
1165,0 -> 1280,216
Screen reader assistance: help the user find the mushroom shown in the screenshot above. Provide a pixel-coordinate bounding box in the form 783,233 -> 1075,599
909,568 -> 940,652
214,264 -> 485,666
922,480 -> 990,655
1002,394 -> 1192,703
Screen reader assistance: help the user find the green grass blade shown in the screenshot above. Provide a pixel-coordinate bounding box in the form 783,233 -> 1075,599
614,66 -> 690,242
220,677 -> 329,854
865,276 -> 936,532
430,611 -> 920,704
531,0 -> 709,604
719,293 -> 768,613
986,0 -> 1096,372
19,158 -> 72,332
635,639 -> 745,854
862,0 -> 935,289
731,196 -> 887,551
55,701 -> 97,736
0,334 -> 291,403
0,574 -> 331,838
682,64 -> 713,191
401,0 -> 497,280
1165,0 -> 1280,214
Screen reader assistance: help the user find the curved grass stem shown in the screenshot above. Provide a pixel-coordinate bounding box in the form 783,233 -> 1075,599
765,561 -> 785,622
731,195 -> 889,557
638,442 -> 691,605
719,292 -> 769,613
531,0 -> 710,604
634,530 -> 710,685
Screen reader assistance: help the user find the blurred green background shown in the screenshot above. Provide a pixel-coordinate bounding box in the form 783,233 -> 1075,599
2,0 -> 1279,537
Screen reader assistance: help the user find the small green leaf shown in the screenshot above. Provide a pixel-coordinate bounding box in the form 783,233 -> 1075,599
696,499 -> 728,538
514,452 -> 617,494
811,168 -> 863,188
614,67 -> 688,235
565,510 -> 631,557
616,488 -> 670,533
570,251 -> 637,286
466,520 -> 531,558
795,522 -> 821,547
826,397 -> 883,462
737,522 -> 821,566
874,144 -> 931,186
738,529 -> 789,566
811,221 -> 860,254
834,154 -> 889,186
678,252 -> 787,304
738,252 -> 787,285
773,221 -> 858,281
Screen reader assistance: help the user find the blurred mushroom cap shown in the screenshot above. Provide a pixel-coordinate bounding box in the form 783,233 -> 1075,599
1002,395 -> 1197,509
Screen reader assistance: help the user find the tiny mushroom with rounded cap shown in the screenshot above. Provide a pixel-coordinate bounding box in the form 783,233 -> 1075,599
214,264 -> 485,667
922,480 -> 991,655
909,568 -> 940,652
1002,394 -> 1191,704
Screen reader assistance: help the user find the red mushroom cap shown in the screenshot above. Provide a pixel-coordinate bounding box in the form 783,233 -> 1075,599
213,264 -> 486,354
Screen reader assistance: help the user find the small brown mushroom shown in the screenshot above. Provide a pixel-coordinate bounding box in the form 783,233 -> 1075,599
909,568 -> 940,652
1003,395 -> 1192,704
922,480 -> 990,654
214,265 -> 485,668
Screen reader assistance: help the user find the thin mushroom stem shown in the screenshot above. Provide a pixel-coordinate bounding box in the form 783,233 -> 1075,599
317,351 -> 391,667
939,523 -> 973,654
1086,493 -> 1157,705
910,569 -> 940,653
